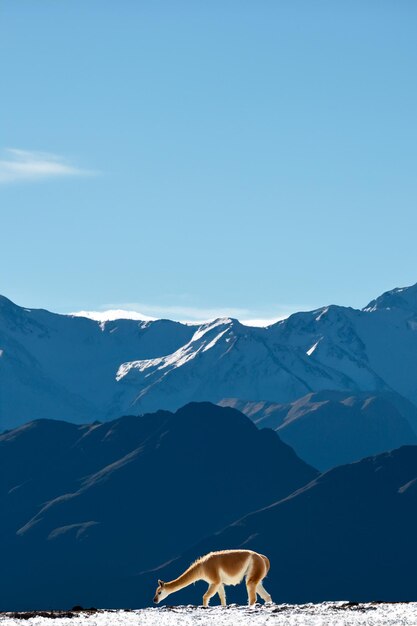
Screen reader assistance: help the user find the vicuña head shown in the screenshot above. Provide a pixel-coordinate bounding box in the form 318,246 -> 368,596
153,580 -> 168,604
153,549 -> 272,607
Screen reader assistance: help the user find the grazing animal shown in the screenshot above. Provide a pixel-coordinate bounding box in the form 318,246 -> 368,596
153,549 -> 272,606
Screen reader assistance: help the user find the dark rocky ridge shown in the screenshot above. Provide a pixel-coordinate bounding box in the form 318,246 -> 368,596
156,445 -> 417,605
0,402 -> 316,610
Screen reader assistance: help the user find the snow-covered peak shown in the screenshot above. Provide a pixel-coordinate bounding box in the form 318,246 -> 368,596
363,283 -> 417,313
116,318 -> 237,382
190,317 -> 235,342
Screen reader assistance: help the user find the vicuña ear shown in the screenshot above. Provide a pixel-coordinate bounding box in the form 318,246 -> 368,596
158,579 -> 165,587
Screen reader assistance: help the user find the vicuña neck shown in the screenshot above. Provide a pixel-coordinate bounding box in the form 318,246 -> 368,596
166,563 -> 201,593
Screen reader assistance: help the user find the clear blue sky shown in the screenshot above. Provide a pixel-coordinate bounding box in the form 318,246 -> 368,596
1,1 -> 417,321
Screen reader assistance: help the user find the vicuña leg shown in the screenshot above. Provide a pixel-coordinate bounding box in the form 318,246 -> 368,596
256,581 -> 272,603
203,583 -> 220,607
218,584 -> 226,606
246,578 -> 258,606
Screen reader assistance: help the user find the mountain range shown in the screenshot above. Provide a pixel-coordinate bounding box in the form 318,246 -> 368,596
2,282 -> 417,430
2,284 -> 417,609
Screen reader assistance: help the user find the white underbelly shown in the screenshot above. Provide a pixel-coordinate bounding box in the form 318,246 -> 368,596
219,568 -> 247,586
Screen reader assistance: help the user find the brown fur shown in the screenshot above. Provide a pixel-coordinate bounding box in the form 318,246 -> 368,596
153,549 -> 272,606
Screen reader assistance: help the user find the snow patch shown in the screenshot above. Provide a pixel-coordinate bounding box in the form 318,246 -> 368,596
203,329 -> 228,352
191,319 -> 232,343
116,320 -> 234,381
306,339 -> 322,356
1,603 -> 417,626
315,307 -> 329,321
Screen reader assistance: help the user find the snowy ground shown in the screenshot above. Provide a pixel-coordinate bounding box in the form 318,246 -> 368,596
1,603 -> 417,626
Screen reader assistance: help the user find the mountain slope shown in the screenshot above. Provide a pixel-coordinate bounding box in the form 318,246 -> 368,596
150,445 -> 417,605
220,391 -> 417,470
0,402 -> 317,610
0,295 -> 195,428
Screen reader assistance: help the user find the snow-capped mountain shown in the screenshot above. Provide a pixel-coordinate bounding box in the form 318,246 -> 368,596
2,283 -> 417,429
116,283 -> 417,415
0,295 -> 195,429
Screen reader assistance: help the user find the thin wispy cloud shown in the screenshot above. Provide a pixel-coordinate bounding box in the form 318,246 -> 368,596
71,302 -> 301,327
0,148 -> 96,184
103,303 -> 252,322
71,309 -> 156,323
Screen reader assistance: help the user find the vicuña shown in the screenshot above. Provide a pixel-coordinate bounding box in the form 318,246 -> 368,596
153,549 -> 273,606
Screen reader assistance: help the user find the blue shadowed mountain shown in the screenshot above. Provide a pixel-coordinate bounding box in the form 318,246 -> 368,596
144,444 -> 417,606
0,402 -> 316,610
220,390 -> 417,470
